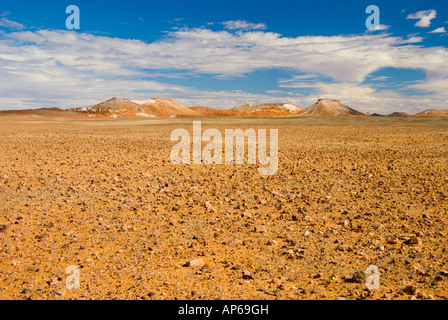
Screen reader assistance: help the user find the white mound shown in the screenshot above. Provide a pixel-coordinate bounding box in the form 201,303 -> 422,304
136,113 -> 157,118
132,99 -> 157,105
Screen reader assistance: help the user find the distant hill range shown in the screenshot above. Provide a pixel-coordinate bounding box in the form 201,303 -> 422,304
1,97 -> 447,119
387,112 -> 411,117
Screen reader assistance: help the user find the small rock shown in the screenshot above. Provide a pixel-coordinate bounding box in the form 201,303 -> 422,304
266,240 -> 277,246
204,202 -> 213,211
35,233 -> 49,240
387,238 -> 399,244
242,270 -> 254,280
241,211 -> 252,218
254,225 -> 267,233
437,270 -> 448,277
304,215 -> 314,223
401,285 -> 418,295
345,270 -> 366,283
48,277 -> 59,286
44,222 -> 55,228
372,222 -> 382,230
336,244 -> 349,252
403,236 -> 422,246
183,258 -> 205,267
0,174 -> 8,179
55,288 -> 65,296
285,236 -> 296,245
0,225 -> 8,233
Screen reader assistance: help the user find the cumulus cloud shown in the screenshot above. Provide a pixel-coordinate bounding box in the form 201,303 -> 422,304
366,24 -> 390,32
0,18 -> 448,113
407,10 -> 437,27
0,17 -> 24,30
429,27 -> 446,33
222,20 -> 267,31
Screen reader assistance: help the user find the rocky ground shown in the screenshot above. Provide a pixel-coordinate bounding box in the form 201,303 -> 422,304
0,119 -> 447,300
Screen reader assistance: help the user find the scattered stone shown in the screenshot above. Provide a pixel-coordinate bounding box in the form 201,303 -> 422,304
304,215 -> 314,223
35,233 -> 49,240
254,225 -> 267,233
54,288 -> 65,296
183,258 -> 205,267
345,270 -> 366,283
241,211 -> 252,218
336,244 -> 349,251
372,222 -> 382,230
401,285 -> 418,295
47,277 -> 59,286
242,270 -> 254,280
204,201 -> 215,212
437,270 -> 448,277
403,236 -> 422,246
387,238 -> 399,244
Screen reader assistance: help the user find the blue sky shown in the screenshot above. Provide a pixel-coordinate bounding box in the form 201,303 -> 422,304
0,0 -> 447,113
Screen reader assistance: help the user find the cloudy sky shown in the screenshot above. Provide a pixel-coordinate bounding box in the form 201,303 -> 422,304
0,0 -> 447,114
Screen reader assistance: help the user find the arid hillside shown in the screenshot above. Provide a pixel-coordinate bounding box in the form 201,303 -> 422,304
298,99 -> 365,117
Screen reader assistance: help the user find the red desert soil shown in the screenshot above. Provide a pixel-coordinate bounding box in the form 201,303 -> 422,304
0,118 -> 448,300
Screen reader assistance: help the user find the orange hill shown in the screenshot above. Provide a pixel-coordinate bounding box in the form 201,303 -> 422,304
388,112 -> 411,117
72,97 -> 201,118
415,109 -> 448,117
298,99 -> 364,117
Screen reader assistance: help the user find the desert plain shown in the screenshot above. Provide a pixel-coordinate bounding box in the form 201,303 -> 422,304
0,117 -> 448,300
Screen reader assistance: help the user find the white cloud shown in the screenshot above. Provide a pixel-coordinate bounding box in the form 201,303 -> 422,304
406,10 -> 437,27
408,78 -> 448,96
399,36 -> 424,43
0,17 -> 24,30
429,27 -> 446,33
222,20 -> 267,31
0,19 -> 448,113
278,74 -> 318,82
366,24 -> 390,32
